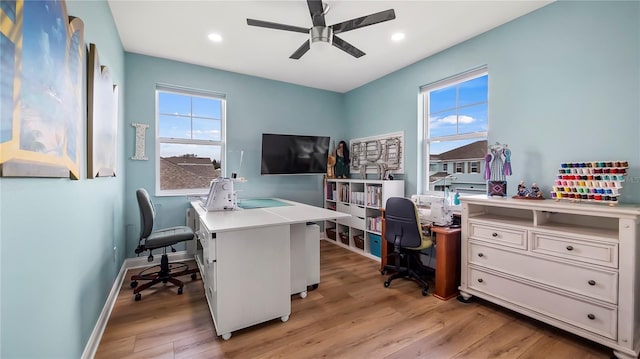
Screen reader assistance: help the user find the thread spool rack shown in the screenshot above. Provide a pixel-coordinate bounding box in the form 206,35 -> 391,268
550,161 -> 629,206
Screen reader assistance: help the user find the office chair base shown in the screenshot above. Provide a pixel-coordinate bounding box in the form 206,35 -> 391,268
130,254 -> 199,301
383,264 -> 430,297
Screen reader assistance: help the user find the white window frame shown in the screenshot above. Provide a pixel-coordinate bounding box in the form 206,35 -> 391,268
455,162 -> 464,173
155,85 -> 226,196
419,67 -> 488,193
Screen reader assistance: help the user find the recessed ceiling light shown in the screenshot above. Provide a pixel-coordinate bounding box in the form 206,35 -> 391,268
208,33 -> 223,42
391,33 -> 405,42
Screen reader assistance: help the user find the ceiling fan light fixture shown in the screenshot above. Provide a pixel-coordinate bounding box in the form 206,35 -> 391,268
391,32 -> 405,41
208,33 -> 223,42
246,3 -> 396,59
310,26 -> 332,44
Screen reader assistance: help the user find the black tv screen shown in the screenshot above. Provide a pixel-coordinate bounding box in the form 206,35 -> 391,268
261,133 -> 330,175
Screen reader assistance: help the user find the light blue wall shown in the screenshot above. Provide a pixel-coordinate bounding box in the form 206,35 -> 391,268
123,54 -> 344,255
0,1 -> 125,358
344,1 -> 640,203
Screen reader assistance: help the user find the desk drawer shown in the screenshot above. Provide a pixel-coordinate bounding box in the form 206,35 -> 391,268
205,261 -> 217,293
531,232 -> 618,268
469,242 -> 618,303
199,219 -> 216,262
469,222 -> 527,250
468,268 -> 617,340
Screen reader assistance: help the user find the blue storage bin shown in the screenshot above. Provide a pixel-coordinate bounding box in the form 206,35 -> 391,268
368,233 -> 382,258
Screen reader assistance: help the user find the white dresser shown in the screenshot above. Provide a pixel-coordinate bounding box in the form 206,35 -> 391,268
459,196 -> 640,359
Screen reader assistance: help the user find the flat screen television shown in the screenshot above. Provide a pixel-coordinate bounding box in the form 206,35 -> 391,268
260,133 -> 330,175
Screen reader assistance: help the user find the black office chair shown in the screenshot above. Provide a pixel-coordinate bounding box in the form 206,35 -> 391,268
130,188 -> 199,301
382,197 -> 433,296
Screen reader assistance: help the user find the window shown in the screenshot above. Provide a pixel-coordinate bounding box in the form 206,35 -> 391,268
420,67 -> 488,193
469,161 -> 480,173
156,86 -> 225,196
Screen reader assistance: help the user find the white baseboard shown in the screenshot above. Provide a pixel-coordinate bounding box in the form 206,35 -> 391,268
81,251 -> 194,359
125,251 -> 195,270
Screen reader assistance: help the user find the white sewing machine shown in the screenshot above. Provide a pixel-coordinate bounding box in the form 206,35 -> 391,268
204,177 -> 238,211
411,192 -> 454,227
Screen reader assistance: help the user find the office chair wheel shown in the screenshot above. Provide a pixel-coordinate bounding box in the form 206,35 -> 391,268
380,269 -> 387,275
422,288 -> 428,296
177,287 -> 183,295
191,273 -> 197,280
135,293 -> 141,301
130,281 -> 138,288
383,281 -> 391,288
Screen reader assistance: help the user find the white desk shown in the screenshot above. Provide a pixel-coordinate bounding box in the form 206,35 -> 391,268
188,199 -> 349,340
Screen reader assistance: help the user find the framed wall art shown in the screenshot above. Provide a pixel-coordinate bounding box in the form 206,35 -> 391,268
0,0 -> 84,179
87,43 -> 118,178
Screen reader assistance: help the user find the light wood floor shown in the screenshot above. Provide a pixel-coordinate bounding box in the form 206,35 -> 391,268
96,240 -> 612,358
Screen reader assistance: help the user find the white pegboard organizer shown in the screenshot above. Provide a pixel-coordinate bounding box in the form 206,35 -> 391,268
550,160 -> 629,205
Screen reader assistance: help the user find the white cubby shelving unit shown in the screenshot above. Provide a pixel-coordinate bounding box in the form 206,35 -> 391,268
323,178 -> 404,261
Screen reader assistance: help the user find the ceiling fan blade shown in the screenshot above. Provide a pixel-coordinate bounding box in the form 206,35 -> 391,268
247,19 -> 309,34
307,0 -> 326,27
332,35 -> 365,58
290,40 -> 311,59
331,9 -> 396,34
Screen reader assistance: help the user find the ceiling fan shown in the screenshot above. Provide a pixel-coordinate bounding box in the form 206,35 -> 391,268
246,0 -> 396,59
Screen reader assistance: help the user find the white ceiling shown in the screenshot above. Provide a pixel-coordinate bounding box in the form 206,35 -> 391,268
108,0 -> 552,93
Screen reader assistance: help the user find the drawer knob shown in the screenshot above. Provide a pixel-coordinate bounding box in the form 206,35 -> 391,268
478,253 -> 484,258
566,245 -> 574,251
477,278 -> 484,283
491,233 -> 498,237
587,314 -> 596,320
588,280 -> 596,286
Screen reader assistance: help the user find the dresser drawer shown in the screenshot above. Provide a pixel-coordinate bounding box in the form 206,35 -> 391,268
530,232 -> 618,268
469,242 -> 618,303
468,222 -> 527,250
468,268 -> 617,339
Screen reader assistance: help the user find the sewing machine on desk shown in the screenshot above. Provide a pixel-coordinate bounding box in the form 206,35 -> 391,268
411,192 -> 460,227
203,177 -> 241,211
